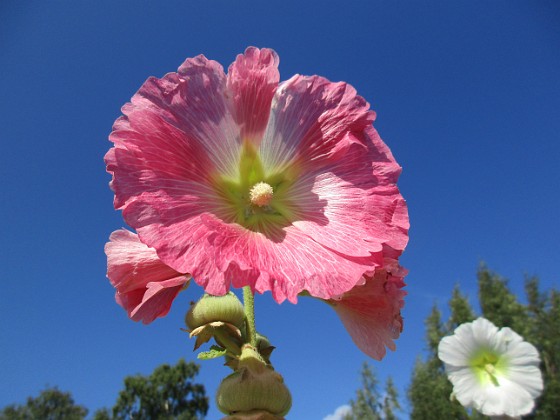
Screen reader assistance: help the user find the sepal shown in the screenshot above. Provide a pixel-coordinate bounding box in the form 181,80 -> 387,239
198,345 -> 228,360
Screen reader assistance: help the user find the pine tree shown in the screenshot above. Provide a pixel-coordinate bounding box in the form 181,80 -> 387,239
447,285 -> 476,330
345,362 -> 381,420
477,265 -> 529,336
408,305 -> 469,419
382,377 -> 400,420
524,277 -> 560,419
425,304 -> 446,353
345,362 -> 401,420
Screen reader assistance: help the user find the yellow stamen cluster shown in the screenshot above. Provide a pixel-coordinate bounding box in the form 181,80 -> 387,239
249,182 -> 274,207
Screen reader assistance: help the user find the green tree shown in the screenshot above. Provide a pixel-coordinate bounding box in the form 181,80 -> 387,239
408,266 -> 560,419
0,387 -> 88,420
345,362 -> 380,420
478,265 -> 529,337
382,377 -> 400,420
345,362 -> 400,420
447,285 -> 476,330
408,305 -> 470,420
524,278 -> 560,419
96,359 -> 208,420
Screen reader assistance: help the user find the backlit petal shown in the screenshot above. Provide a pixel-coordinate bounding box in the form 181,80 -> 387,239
328,261 -> 407,360
227,47 -> 280,141
260,75 -> 375,174
105,229 -> 188,324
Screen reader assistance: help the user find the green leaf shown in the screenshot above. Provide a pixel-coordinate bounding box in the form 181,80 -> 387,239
197,346 -> 227,360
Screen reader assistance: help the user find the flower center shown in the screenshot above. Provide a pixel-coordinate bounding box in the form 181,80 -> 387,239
210,142 -> 301,234
249,182 -> 274,207
469,349 -> 507,387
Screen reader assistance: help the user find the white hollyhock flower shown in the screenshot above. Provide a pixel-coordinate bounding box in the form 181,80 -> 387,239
438,318 -> 543,418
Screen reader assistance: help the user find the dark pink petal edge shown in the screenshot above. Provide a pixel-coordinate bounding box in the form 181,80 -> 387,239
105,229 -> 188,324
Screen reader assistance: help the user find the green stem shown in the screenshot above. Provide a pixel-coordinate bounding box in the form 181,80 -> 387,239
243,286 -> 257,347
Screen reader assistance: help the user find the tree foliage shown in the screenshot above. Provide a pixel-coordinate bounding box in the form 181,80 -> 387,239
1,360 -> 207,420
100,359 -> 208,420
408,265 -> 560,419
344,362 -> 400,420
408,304 -> 471,420
382,377 -> 400,420
0,387 -> 88,420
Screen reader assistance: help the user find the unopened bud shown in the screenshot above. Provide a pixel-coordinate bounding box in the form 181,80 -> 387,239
186,292 -> 245,330
216,369 -> 291,416
222,411 -> 284,420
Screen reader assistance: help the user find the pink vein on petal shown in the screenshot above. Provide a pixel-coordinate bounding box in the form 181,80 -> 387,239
259,75 -> 375,174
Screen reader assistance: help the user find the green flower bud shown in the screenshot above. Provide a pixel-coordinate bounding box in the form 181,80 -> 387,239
185,292 -> 245,330
222,411 -> 285,420
216,369 -> 292,416
216,345 -> 292,416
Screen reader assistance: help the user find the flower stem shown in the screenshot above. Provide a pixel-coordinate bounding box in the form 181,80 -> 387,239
243,286 -> 257,347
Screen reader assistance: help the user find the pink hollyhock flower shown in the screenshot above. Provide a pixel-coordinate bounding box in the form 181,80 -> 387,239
328,257 -> 407,360
105,47 -> 408,305
105,229 -> 189,324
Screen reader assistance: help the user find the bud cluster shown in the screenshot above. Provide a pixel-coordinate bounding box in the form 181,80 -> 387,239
185,293 -> 292,419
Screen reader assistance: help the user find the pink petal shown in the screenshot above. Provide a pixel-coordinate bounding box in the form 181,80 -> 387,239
227,47 -> 280,141
259,75 -> 376,173
196,215 -> 385,303
288,131 -> 409,258
126,278 -> 186,324
328,260 -> 407,360
105,229 -> 188,324
106,54 -> 243,211
106,48 -> 409,305
106,111 -> 218,210
129,209 -> 383,304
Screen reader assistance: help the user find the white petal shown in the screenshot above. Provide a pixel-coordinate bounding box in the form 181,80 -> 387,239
471,318 -> 501,349
440,322 -> 479,361
438,335 -> 472,366
481,377 -> 535,417
504,341 -> 541,366
446,365 -> 478,408
506,365 -> 544,399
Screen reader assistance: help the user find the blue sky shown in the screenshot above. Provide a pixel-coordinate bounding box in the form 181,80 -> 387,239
1,1 -> 559,419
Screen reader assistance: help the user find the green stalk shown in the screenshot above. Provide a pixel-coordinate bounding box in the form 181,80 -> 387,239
243,286 -> 257,347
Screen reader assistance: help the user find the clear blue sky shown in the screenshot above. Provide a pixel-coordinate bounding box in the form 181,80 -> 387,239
1,1 -> 559,419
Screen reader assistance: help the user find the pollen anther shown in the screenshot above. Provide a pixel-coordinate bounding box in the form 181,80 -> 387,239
249,182 -> 274,207
484,363 -> 496,375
